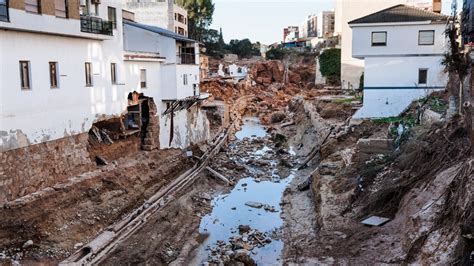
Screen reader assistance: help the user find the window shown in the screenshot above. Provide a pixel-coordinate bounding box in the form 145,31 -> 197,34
49,62 -> 59,88
25,0 -> 40,14
418,69 -> 428,84
371,31 -> 387,46
419,30 -> 435,45
19,61 -> 31,90
111,63 -> 117,84
0,0 -> 9,22
85,62 -> 93,87
55,0 -> 68,18
108,6 -> 117,29
140,69 -> 147,88
183,74 -> 188,85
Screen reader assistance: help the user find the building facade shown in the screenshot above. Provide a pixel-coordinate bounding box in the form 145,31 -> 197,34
0,0 -> 209,202
122,0 -> 188,36
299,15 -> 318,39
283,26 -> 299,42
335,0 -> 442,90
317,11 -> 335,38
350,5 -> 448,118
463,0 -> 474,44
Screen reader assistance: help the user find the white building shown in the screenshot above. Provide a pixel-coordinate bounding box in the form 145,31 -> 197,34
123,21 -> 209,148
335,0 -> 442,90
122,0 -> 188,36
317,11 -> 335,38
1,0 -> 208,153
350,5 -> 448,118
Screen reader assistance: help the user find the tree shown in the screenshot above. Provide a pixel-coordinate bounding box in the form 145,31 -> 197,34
227,39 -> 260,59
442,0 -> 469,115
266,48 -> 286,60
202,28 -> 226,58
319,48 -> 341,83
176,0 -> 215,42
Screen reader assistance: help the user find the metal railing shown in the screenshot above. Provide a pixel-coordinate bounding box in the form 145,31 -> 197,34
0,1 -> 8,22
80,15 -> 114,36
177,53 -> 196,65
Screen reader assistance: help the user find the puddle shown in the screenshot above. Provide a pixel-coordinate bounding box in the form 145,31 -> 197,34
235,117 -> 268,140
192,117 -> 295,265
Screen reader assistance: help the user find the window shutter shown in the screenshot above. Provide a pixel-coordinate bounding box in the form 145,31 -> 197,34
55,0 -> 67,18
419,31 -> 434,45
372,32 -> 386,44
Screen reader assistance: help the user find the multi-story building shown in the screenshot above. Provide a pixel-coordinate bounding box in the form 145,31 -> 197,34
0,0 -> 208,203
463,0 -> 474,44
350,5 -> 448,118
283,26 -> 299,42
122,0 -> 188,37
299,15 -> 318,39
335,0 -> 442,90
317,11 -> 335,38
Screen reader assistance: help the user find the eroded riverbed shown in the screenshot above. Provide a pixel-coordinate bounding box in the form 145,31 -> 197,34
192,117 -> 298,265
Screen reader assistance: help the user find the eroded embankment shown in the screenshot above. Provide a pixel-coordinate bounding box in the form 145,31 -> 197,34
281,93 -> 474,264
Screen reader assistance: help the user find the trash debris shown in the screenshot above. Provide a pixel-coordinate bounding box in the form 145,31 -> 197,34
245,201 -> 263,209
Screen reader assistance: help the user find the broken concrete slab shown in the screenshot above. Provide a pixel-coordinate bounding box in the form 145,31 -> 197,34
361,216 -> 391,227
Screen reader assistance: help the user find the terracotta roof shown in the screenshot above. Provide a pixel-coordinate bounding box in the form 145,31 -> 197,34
349,4 -> 449,25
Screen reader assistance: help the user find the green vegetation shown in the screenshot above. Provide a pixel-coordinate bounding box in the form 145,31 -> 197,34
176,0 -> 215,42
266,48 -> 287,60
333,96 -> 362,104
227,39 -> 260,59
421,96 -> 448,114
319,48 -> 341,83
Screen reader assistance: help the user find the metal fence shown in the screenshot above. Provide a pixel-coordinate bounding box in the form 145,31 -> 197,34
80,16 -> 113,36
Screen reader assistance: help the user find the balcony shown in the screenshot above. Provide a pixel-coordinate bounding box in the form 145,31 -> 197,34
0,1 -> 8,22
177,53 -> 196,65
80,16 -> 113,36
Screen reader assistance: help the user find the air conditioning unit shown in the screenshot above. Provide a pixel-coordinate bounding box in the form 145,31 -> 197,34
79,0 -> 86,5
91,0 -> 101,4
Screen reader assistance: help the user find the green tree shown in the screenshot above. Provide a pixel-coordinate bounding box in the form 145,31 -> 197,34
227,39 -> 260,58
319,48 -> 341,83
176,0 -> 215,42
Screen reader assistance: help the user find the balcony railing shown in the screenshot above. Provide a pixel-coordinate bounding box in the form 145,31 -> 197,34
177,53 -> 196,65
0,1 -> 8,22
80,15 -> 113,36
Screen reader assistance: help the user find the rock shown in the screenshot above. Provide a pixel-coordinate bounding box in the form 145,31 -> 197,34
263,204 -> 277,212
95,155 -> 108,166
233,249 -> 256,266
422,109 -> 443,126
245,201 -> 263,209
74,243 -> 83,249
199,192 -> 212,201
22,240 -> 33,249
270,112 -> 286,124
238,225 -> 251,234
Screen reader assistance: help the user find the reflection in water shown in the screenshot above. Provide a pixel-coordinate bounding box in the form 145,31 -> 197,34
193,117 -> 295,265
235,117 -> 268,140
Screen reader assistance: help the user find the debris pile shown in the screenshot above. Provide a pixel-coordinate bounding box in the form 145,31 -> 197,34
205,225 -> 272,265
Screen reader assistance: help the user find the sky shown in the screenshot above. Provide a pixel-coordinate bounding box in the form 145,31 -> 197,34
210,0 -> 462,45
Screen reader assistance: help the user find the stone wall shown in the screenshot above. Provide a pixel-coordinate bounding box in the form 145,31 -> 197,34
0,133 -> 94,204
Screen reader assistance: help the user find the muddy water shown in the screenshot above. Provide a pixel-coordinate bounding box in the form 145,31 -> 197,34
192,117 -> 295,265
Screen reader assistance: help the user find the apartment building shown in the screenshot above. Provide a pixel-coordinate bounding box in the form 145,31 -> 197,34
335,0 -> 442,90
317,11 -> 335,38
122,0 -> 188,37
463,0 -> 474,44
299,15 -> 318,39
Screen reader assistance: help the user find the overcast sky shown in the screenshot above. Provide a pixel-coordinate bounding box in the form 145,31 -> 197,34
211,0 -> 462,45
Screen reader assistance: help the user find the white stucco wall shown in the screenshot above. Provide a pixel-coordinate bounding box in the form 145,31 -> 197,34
158,103 -> 210,149
1,1 -> 126,151
336,0 -> 432,89
351,23 -> 446,58
354,54 -> 447,119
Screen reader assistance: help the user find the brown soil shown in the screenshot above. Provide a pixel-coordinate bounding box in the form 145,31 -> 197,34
0,148 -> 193,263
